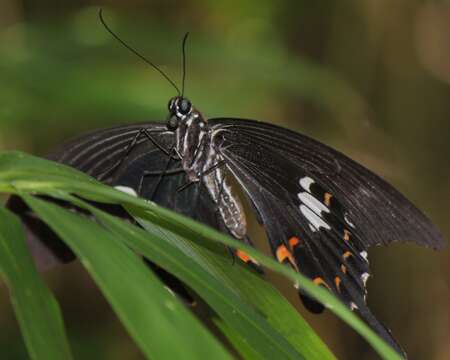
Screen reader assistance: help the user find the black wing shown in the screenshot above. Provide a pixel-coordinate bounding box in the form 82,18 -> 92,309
48,122 -> 168,182
210,118 -> 445,355
211,118 -> 444,249
8,122 -> 224,265
8,121 -> 229,304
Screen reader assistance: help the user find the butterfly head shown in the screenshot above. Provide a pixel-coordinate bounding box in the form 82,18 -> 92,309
166,96 -> 208,133
167,96 -> 193,130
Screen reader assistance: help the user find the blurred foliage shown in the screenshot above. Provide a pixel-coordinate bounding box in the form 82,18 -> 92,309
0,1 -> 449,359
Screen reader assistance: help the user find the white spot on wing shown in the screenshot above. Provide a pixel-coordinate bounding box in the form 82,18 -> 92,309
350,302 -> 359,310
360,251 -> 369,262
114,185 -> 138,197
344,214 -> 355,228
361,272 -> 370,286
298,192 -> 330,214
299,176 -> 315,192
299,204 -> 331,230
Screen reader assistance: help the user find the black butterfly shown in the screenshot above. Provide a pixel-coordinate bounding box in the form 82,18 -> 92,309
9,97 -> 445,355
7,12 -> 446,357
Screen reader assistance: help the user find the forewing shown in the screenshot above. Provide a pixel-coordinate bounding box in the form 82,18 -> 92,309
46,121 -> 212,218
211,118 -> 445,250
48,122 -> 169,183
9,122 -> 224,266
214,132 -> 371,303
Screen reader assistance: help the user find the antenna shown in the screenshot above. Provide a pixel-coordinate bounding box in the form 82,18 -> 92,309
98,9 -> 181,95
181,32 -> 189,97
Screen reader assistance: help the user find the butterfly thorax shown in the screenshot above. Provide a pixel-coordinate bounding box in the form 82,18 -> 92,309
168,96 -> 247,239
175,110 -> 210,182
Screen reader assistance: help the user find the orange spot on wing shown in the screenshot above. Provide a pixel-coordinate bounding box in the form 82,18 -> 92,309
335,276 -> 342,291
324,192 -> 332,207
343,229 -> 351,242
288,236 -> 300,249
236,249 -> 261,270
313,277 -> 331,290
235,249 -> 251,263
343,251 -> 352,259
276,245 -> 299,271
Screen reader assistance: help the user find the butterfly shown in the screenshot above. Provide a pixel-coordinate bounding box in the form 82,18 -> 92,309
7,11 -> 446,357
8,95 -> 445,356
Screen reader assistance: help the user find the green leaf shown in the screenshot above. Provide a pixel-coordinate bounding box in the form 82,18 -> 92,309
64,195 -> 307,360
22,194 -> 232,360
0,151 -> 403,360
130,206 -> 335,360
125,200 -> 403,360
214,319 -> 264,360
0,206 -> 73,360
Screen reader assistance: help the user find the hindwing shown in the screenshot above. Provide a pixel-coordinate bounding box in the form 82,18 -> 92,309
210,118 -> 445,355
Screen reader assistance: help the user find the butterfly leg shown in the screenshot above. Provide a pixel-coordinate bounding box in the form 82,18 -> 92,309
176,160 -> 227,192
137,128 -> 174,157
98,128 -> 172,181
137,160 -> 184,196
147,147 -> 181,200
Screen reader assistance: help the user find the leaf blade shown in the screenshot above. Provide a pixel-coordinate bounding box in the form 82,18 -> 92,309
22,194 -> 233,360
73,196 -> 306,360
0,206 -> 73,360
0,151 -> 404,360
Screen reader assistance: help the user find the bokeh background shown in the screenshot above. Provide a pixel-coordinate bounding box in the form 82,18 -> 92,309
0,1 -> 449,359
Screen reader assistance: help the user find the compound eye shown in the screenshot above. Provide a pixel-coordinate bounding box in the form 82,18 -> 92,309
167,115 -> 179,131
178,99 -> 192,115
168,98 -> 175,112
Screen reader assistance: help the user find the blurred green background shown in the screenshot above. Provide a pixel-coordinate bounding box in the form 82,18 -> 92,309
0,1 -> 449,359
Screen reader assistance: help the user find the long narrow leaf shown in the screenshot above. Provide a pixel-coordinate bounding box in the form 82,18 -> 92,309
0,151 -> 403,360
64,194 -> 306,360
22,194 -> 232,360
127,200 -> 403,360
130,206 -> 335,360
0,206 -> 72,360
